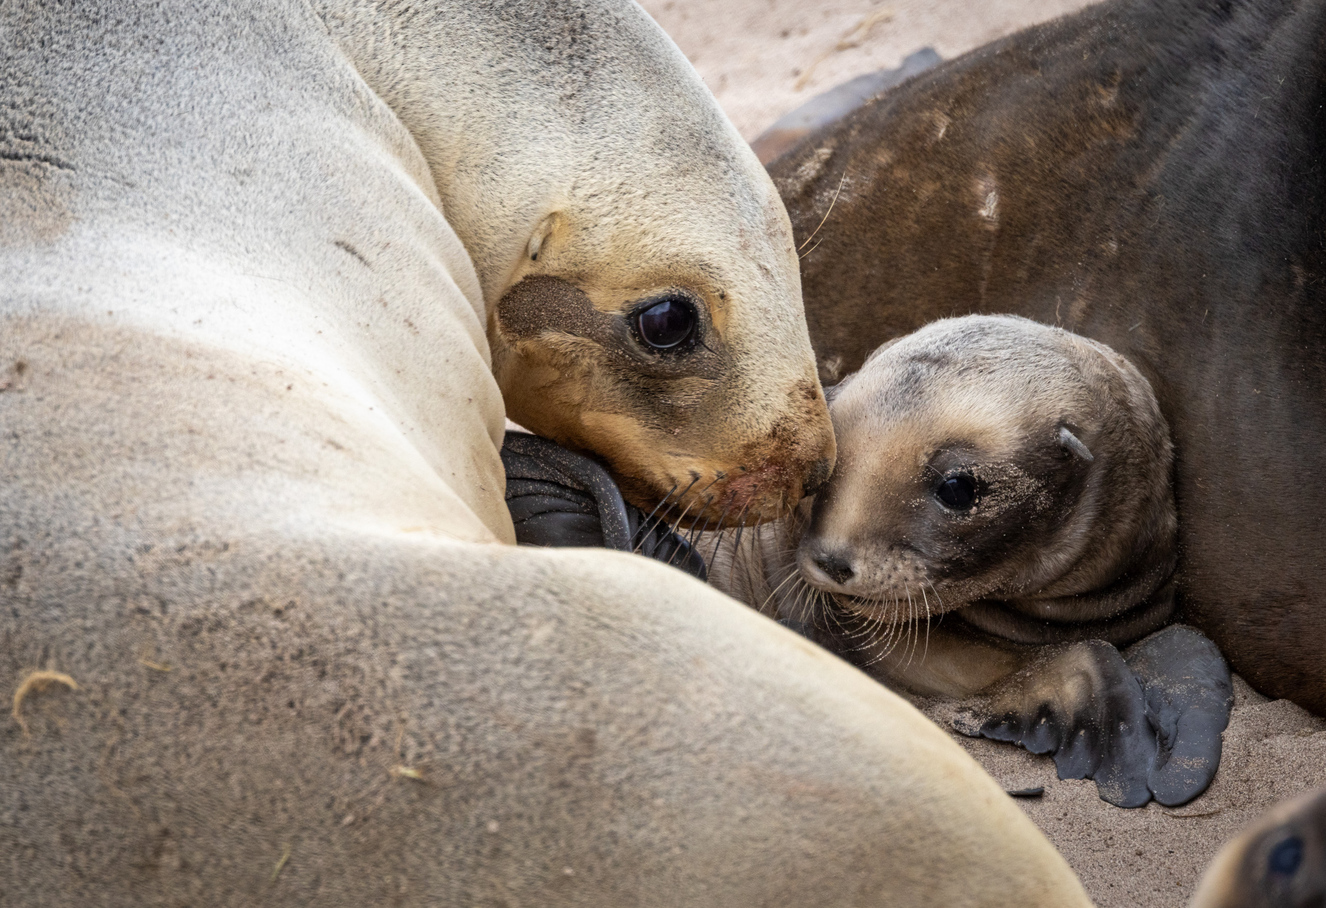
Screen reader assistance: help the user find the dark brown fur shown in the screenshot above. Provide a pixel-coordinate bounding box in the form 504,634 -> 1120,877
768,0 -> 1326,713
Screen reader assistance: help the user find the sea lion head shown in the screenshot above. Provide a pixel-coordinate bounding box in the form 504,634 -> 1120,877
487,86 -> 833,528
1189,785 -> 1326,908
796,315 -> 1175,630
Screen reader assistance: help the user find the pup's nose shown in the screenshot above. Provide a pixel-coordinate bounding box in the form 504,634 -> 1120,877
801,457 -> 833,498
813,551 -> 855,585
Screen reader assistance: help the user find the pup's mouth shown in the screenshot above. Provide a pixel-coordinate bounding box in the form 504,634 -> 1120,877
826,591 -> 939,626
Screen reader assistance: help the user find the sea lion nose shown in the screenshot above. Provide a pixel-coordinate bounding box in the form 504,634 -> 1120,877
813,551 -> 855,585
802,457 -> 833,497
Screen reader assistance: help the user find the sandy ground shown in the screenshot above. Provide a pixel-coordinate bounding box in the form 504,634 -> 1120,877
638,1 -> 1326,905
640,0 -> 1101,140
922,681 -> 1326,907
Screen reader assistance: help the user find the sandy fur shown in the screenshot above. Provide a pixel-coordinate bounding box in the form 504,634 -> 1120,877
0,1 -> 1088,904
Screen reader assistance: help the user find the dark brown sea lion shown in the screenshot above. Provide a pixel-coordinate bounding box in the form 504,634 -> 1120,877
765,0 -> 1326,714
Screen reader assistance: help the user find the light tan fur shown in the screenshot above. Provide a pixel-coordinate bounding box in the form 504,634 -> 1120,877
0,2 -> 1089,905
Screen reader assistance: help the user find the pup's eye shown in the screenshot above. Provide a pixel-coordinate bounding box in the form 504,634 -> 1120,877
935,473 -> 978,510
1268,835 -> 1303,876
635,297 -> 697,351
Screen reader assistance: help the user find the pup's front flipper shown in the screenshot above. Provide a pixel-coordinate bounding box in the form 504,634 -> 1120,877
954,640 -> 1154,807
953,629 -> 1232,808
501,431 -> 708,579
1124,624 -> 1233,807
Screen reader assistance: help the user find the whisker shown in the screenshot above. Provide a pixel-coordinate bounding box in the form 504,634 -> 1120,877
637,475 -> 700,551
669,474 -> 724,541
633,482 -> 680,554
920,583 -> 932,662
730,501 -> 753,559
761,565 -> 803,616
797,169 -> 848,253
903,584 -> 919,667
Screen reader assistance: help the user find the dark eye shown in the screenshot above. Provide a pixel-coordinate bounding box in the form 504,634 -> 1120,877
1268,836 -> 1303,876
935,473 -> 978,510
635,297 -> 696,351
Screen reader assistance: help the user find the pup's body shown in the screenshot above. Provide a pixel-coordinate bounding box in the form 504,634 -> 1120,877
769,0 -> 1326,715
710,318 -> 1230,807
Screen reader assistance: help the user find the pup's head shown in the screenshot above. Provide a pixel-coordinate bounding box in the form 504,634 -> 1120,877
796,315 -> 1174,623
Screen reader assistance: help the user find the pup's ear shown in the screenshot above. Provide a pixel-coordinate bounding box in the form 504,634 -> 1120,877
1058,425 -> 1094,462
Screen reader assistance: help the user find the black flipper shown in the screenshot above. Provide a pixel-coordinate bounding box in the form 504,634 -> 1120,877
953,628 -> 1233,808
500,431 -> 707,580
1124,624 -> 1233,807
953,640 -> 1156,808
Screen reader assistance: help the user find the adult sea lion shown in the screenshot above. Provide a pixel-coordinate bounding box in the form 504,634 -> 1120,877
766,0 -> 1326,714
0,0 -> 1091,905
1189,785 -> 1326,908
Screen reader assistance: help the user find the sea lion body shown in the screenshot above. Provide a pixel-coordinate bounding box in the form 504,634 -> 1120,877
799,315 -> 1178,658
768,0 -> 1326,713
707,316 -> 1230,807
0,0 -> 1091,904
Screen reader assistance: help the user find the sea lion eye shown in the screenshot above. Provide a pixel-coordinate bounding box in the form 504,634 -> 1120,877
935,473 -> 978,510
635,297 -> 697,351
1268,835 -> 1303,876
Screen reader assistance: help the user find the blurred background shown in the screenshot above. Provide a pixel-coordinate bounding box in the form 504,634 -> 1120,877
640,0 -> 1098,139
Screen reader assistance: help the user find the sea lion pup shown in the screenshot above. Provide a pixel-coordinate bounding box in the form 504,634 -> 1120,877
764,0 -> 1326,716
1,0 -> 1091,905
710,316 -> 1232,807
1189,785 -> 1326,908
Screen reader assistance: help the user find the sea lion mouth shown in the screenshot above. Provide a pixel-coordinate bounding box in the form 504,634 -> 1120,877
625,469 -> 795,535
828,589 -> 946,626
619,452 -> 831,532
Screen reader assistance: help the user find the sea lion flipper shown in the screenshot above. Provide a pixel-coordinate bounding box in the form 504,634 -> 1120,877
1124,624 -> 1233,808
953,640 -> 1155,808
501,431 -> 708,580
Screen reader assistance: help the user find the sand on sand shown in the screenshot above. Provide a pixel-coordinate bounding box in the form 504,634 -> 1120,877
639,1 -> 1326,904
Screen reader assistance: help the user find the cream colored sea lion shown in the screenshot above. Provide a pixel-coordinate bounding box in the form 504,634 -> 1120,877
1189,785 -> 1326,908
0,0 -> 1090,905
710,316 -> 1231,807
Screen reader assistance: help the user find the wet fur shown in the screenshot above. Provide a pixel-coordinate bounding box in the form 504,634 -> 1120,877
804,316 -> 1176,655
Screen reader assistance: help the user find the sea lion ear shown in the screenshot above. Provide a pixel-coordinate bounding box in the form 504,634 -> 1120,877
1058,426 -> 1094,462
526,212 -> 561,262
